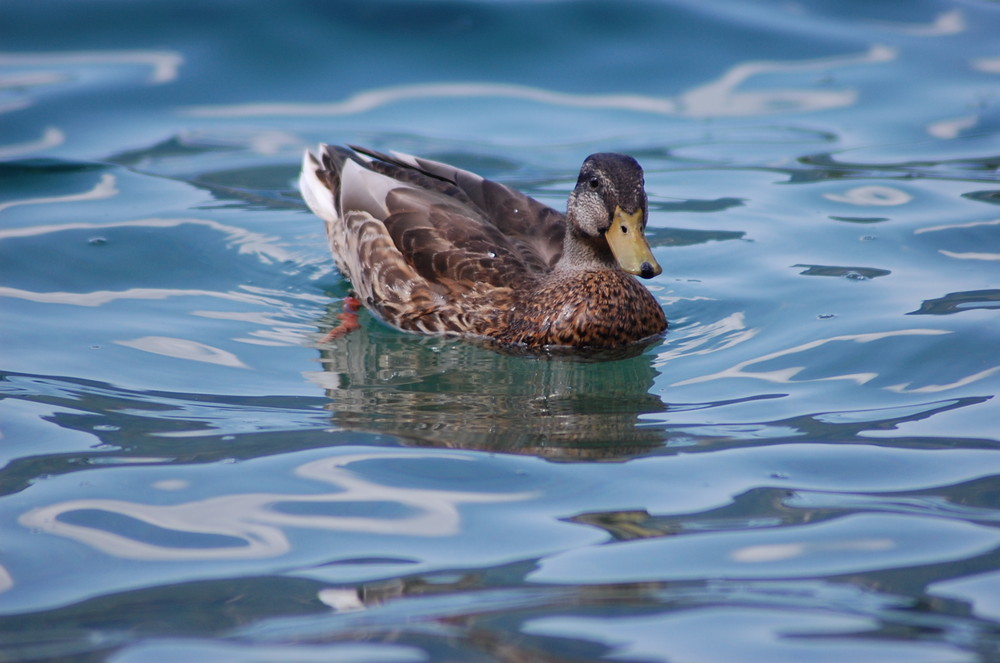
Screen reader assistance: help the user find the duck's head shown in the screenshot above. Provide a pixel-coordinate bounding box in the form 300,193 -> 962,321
566,153 -> 662,279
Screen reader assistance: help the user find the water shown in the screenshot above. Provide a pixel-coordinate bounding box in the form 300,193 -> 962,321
2,0 -> 1000,660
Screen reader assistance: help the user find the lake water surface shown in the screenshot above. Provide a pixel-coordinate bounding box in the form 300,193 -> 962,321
3,1 -> 1000,661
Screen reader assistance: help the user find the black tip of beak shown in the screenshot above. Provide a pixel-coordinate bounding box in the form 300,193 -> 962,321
639,262 -> 656,279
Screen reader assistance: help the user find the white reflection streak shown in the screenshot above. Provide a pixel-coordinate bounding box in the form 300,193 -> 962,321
919,9 -> 965,36
0,564 -> 12,593
194,310 -> 315,332
0,217 -> 294,262
915,218 -> 1000,234
287,453 -> 534,532
938,250 -> 1000,261
887,365 -> 1000,394
19,452 -> 536,561
915,220 -> 1000,260
0,50 -> 183,84
194,310 -> 314,347
678,45 -> 894,116
0,127 -> 64,158
871,9 -> 965,36
21,495 -> 292,561
0,99 -> 30,114
184,82 -> 677,117
654,312 -> 758,365
927,115 -> 978,139
0,173 -> 117,213
972,57 -> 1000,74
0,286 -> 285,307
184,46 -> 894,119
0,72 -> 63,115
673,329 -> 951,387
0,71 -> 66,88
115,336 -> 249,368
823,185 -> 912,206
732,537 -> 894,563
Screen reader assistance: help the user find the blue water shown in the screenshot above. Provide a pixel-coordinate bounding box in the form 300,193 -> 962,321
2,0 -> 1000,661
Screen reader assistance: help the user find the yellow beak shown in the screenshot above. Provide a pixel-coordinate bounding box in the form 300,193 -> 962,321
605,206 -> 662,279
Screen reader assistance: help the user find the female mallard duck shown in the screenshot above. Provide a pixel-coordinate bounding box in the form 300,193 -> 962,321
299,145 -> 667,351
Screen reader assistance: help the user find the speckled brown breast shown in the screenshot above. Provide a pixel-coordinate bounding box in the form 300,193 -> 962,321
478,270 -> 667,349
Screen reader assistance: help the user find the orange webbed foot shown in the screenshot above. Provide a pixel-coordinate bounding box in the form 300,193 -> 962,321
321,295 -> 363,342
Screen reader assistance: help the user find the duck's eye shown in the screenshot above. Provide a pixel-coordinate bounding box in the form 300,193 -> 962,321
588,177 -> 600,190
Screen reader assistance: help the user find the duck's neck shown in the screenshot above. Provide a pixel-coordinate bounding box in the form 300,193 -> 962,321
555,227 -> 618,273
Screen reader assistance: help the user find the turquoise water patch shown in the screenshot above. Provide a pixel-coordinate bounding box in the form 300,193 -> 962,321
2,0 -> 1000,661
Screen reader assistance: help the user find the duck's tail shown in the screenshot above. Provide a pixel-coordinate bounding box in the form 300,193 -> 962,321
298,144 -> 356,224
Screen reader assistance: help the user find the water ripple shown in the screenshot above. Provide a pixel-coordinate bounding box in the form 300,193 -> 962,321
0,216 -> 296,263
0,49 -> 183,85
0,173 -> 116,213
19,451 -> 536,561
531,513 -> 1000,584
184,45 -> 893,120
672,329 -> 951,387
114,337 -> 249,368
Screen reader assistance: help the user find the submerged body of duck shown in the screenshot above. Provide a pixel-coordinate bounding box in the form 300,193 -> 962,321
299,145 -> 667,351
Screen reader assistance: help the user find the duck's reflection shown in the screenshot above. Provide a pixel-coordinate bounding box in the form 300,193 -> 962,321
305,306 -> 669,459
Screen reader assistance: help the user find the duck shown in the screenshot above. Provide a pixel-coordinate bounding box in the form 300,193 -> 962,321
299,144 -> 667,351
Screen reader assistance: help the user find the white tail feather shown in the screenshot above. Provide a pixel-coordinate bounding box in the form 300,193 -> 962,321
298,147 -> 338,223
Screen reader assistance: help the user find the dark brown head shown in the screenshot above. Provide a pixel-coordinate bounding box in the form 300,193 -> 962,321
567,153 -> 661,279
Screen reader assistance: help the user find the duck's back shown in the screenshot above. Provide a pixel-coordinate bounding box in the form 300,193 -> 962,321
306,146 -> 565,279
300,145 -> 566,333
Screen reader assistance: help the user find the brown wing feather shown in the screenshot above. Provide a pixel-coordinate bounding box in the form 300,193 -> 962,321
350,146 -> 566,271
381,189 -> 532,291
313,145 -> 532,334
334,210 -> 464,334
472,178 -> 565,270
